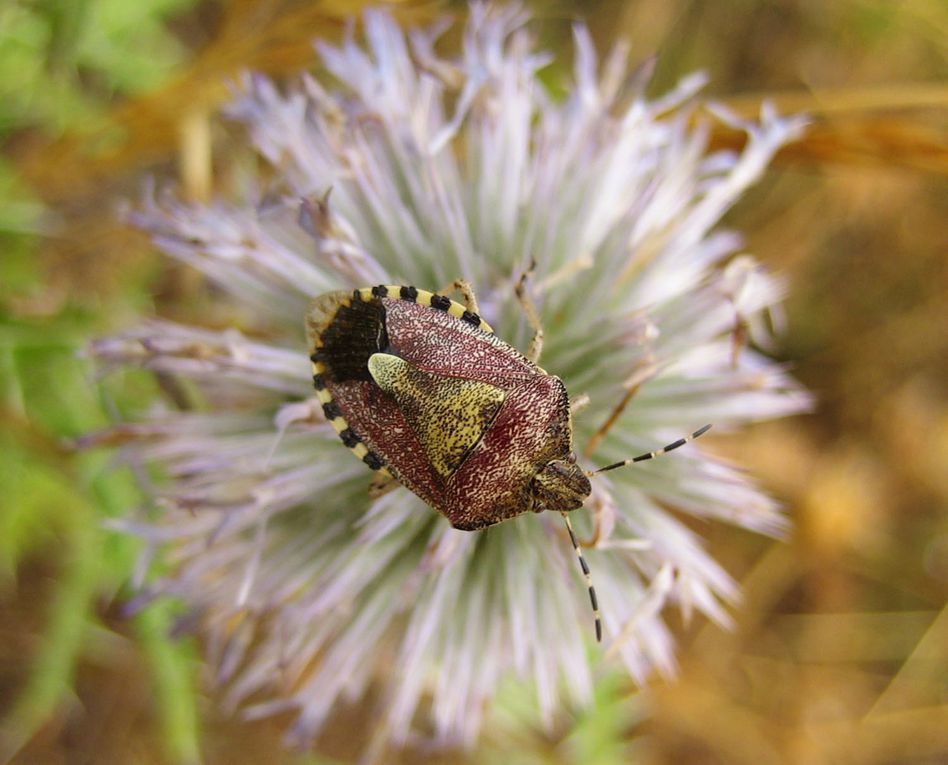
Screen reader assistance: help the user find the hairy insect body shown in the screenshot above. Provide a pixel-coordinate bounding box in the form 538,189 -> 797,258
307,286 -> 589,530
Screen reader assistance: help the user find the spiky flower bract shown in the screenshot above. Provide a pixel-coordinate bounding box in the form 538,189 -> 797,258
90,3 -> 809,753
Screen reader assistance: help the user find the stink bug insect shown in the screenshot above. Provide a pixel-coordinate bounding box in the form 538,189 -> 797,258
306,281 -> 709,642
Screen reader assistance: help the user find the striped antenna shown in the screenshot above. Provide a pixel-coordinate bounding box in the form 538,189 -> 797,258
561,511 -> 602,642
593,424 -> 712,475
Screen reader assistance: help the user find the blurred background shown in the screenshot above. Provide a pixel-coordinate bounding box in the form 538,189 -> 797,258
0,1 -> 945,763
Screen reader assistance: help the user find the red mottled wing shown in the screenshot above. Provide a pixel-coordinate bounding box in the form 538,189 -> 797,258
383,299 -> 539,385
443,373 -> 572,529
329,377 -> 447,510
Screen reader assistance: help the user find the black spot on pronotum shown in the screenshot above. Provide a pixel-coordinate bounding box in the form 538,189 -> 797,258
461,310 -> 481,327
399,285 -> 418,302
431,294 -> 451,311
318,297 -> 389,382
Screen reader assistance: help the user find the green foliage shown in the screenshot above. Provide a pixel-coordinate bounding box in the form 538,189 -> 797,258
481,668 -> 647,765
0,0 -> 195,135
0,0 -> 203,760
565,672 -> 647,765
136,602 -> 203,765
0,159 -> 43,302
0,299 -> 203,762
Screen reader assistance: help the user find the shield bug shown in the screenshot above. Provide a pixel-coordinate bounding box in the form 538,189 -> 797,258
306,282 -> 709,642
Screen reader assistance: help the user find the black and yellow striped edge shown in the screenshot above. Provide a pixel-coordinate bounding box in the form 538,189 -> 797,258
309,285 -> 494,476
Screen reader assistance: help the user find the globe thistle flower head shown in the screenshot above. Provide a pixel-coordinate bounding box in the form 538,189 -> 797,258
92,3 -> 810,753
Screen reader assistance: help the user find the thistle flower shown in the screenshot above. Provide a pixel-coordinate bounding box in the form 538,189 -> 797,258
90,3 -> 809,754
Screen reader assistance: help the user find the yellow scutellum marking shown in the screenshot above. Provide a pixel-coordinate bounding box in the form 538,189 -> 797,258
367,352 -> 505,478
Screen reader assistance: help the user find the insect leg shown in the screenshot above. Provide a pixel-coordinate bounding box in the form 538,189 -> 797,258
367,472 -> 400,499
569,392 -> 590,415
436,279 -> 480,315
579,494 -> 604,548
582,380 -> 647,460
514,264 -> 544,364
582,341 -> 658,460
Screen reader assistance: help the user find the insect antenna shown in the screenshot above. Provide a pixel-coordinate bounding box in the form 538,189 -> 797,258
592,424 -> 712,475
560,511 -> 602,643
